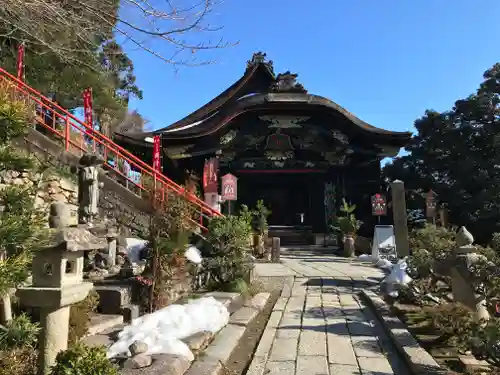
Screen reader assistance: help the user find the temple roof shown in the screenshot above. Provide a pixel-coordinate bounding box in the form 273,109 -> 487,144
114,52 -> 412,147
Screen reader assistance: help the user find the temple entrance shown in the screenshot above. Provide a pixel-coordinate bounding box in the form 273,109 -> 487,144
237,172 -> 312,226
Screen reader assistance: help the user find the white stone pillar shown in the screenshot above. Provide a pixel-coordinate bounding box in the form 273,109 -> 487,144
390,180 -> 409,257
0,294 -> 12,323
107,237 -> 117,267
38,306 -> 71,375
204,192 -> 221,212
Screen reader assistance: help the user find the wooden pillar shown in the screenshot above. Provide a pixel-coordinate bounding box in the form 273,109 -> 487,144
439,205 -> 449,228
391,180 -> 409,257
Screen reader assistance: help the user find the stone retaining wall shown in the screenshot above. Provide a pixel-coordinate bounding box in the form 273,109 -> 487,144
12,128 -> 151,234
0,168 -> 80,226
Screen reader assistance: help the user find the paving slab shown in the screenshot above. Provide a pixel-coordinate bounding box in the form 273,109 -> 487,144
268,338 -> 298,361
330,364 -> 361,375
296,355 -> 329,375
275,327 -> 300,339
298,331 -> 327,356
327,335 -> 358,365
265,361 -> 296,374
351,335 -> 384,358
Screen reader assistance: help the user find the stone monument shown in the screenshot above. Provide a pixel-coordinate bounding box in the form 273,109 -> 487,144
390,180 -> 410,257
17,204 -> 107,374
450,226 -> 490,323
271,237 -> 281,263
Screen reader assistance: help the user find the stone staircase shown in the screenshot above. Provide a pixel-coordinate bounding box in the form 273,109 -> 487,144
0,65 -> 222,236
82,291 -> 244,348
268,226 -> 313,246
0,65 -> 226,337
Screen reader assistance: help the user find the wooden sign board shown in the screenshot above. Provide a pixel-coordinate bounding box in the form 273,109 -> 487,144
426,190 -> 437,218
371,193 -> 387,216
221,173 -> 237,201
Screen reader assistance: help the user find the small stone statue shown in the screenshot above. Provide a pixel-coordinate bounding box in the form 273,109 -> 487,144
456,226 -> 474,247
73,154 -> 104,226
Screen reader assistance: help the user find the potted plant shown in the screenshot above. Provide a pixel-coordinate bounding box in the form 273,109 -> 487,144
239,205 -> 254,249
331,199 -> 362,257
252,200 -> 271,257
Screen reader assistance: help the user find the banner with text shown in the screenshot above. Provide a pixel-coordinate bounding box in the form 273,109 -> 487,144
82,88 -> 93,135
203,158 -> 219,194
153,135 -> 161,171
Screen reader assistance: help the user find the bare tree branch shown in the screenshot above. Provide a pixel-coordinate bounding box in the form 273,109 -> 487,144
0,0 -> 236,67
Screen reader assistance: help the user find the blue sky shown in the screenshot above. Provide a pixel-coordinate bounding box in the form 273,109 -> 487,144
124,1 -> 500,137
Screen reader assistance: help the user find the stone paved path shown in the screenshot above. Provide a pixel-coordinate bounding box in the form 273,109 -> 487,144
248,249 -> 406,375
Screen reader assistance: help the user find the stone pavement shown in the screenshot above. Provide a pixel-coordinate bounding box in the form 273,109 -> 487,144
249,249 -> 406,375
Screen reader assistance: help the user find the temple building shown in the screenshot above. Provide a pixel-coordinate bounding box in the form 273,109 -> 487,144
114,52 -> 411,240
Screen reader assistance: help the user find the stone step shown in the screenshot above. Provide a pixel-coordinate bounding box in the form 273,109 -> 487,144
84,291 -> 245,349
86,313 -> 124,336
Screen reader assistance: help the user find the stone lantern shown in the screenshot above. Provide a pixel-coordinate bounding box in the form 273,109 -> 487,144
17,227 -> 107,375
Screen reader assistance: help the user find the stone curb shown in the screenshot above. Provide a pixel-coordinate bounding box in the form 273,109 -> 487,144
457,355 -> 490,372
184,292 -> 272,375
360,290 -> 448,375
245,296 -> 288,375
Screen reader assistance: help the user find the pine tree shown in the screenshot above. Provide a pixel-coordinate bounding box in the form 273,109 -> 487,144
0,81 -> 47,323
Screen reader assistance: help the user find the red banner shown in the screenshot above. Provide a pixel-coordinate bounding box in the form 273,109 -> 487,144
152,135 -> 161,171
203,158 -> 219,194
82,88 -> 93,135
221,173 -> 237,201
16,43 -> 25,81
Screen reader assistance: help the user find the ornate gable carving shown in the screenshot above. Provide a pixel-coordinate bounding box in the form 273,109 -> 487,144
259,115 -> 310,128
265,129 -> 294,151
271,72 -> 307,93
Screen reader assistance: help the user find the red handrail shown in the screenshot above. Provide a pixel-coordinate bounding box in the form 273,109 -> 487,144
0,66 -> 223,231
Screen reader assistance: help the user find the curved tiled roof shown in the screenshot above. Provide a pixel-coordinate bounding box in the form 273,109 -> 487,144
160,93 -> 412,143
114,52 -> 411,146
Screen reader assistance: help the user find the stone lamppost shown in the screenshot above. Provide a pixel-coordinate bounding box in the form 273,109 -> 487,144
17,226 -> 107,375
450,226 -> 490,323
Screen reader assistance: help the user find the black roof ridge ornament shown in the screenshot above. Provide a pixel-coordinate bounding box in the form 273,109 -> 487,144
271,71 -> 307,93
246,51 -> 274,74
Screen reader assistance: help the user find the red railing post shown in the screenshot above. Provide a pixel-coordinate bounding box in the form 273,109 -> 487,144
153,171 -> 157,199
65,116 -> 70,151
